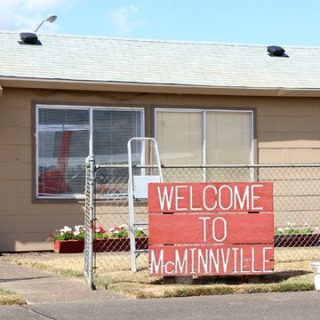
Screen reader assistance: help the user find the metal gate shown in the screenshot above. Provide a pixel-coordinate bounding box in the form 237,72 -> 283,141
84,155 -> 95,289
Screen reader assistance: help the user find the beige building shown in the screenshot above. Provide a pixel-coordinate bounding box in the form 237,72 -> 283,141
1,32 -> 320,251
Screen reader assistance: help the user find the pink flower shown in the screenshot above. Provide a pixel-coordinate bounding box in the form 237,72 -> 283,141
95,226 -> 106,233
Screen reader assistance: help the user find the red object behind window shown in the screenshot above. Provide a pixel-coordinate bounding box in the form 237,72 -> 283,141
38,131 -> 72,194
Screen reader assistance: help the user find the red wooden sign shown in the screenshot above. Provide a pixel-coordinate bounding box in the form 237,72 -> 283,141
148,182 -> 273,213
150,245 -> 274,276
149,214 -> 274,245
148,182 -> 274,277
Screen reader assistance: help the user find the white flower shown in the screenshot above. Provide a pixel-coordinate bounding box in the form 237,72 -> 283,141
74,225 -> 84,232
113,230 -> 119,234
73,230 -> 80,236
119,224 -> 128,229
60,226 -> 72,233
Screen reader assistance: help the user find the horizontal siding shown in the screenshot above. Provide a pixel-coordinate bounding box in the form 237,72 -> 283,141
1,88 -> 320,250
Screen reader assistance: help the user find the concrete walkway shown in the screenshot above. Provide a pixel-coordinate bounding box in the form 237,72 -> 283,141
0,261 -> 127,304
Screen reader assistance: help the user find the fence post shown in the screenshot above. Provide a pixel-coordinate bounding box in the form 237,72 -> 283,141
84,155 -> 96,289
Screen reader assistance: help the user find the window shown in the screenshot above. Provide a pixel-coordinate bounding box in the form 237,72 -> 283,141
36,105 -> 144,199
205,111 -> 253,165
155,109 -> 254,166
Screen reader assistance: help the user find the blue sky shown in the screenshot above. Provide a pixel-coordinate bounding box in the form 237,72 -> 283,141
1,0 -> 320,46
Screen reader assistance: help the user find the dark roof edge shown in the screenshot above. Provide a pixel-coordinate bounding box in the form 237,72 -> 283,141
1,77 -> 320,97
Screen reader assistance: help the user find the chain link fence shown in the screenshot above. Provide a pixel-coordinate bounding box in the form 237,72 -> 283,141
85,163 -> 320,287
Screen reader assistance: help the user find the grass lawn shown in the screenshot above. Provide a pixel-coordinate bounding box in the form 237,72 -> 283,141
1,248 -> 318,299
0,288 -> 25,305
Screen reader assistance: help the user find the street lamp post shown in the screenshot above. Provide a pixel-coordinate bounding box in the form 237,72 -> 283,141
34,14 -> 57,33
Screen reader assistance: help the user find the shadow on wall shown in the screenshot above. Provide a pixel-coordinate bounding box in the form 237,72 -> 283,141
0,201 -> 85,252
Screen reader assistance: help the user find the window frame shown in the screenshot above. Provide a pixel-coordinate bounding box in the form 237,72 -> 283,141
154,107 -> 255,166
35,104 -> 145,200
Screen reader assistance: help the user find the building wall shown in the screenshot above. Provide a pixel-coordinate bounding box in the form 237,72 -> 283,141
1,87 -> 320,251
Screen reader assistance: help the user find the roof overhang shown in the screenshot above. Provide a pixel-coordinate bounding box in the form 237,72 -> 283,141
1,77 -> 320,97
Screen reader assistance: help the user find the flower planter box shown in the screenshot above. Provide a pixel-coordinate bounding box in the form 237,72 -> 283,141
54,237 -> 148,254
54,239 -> 84,253
94,237 -> 147,252
274,234 -> 320,247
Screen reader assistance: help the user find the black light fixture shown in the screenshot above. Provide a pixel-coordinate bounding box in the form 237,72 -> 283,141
19,14 -> 57,45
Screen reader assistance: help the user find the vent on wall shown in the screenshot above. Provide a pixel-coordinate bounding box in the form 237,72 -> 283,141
267,46 -> 288,57
19,32 -> 41,45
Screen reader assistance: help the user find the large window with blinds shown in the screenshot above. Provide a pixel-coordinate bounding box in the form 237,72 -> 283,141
155,109 -> 254,166
36,105 -> 144,199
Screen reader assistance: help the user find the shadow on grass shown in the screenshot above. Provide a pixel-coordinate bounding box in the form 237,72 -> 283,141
100,268 -> 313,287
192,270 -> 313,285
0,276 -> 52,284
